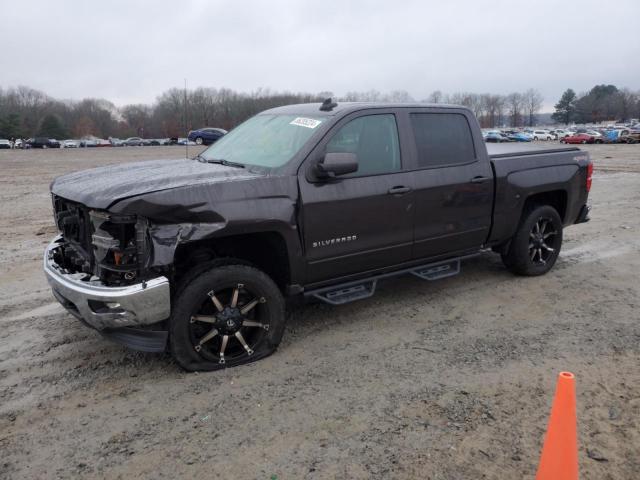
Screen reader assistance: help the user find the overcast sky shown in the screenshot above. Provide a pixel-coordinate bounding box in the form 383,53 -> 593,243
2,0 -> 639,111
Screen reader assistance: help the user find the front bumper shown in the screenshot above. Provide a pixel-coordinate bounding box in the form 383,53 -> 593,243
44,236 -> 171,331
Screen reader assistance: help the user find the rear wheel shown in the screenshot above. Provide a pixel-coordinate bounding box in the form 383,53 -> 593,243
195,137 -> 203,145
170,264 -> 286,371
501,205 -> 563,276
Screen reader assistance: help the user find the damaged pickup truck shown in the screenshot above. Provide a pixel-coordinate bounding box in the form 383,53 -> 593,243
44,100 -> 593,371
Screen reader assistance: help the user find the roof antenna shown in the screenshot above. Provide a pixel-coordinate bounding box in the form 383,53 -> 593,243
319,97 -> 338,111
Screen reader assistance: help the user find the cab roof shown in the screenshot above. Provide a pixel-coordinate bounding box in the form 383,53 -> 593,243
260,102 -> 468,117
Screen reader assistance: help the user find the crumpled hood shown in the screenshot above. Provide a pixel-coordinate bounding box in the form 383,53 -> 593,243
50,158 -> 262,209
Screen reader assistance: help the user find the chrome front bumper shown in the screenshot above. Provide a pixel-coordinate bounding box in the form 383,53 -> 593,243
44,236 -> 171,331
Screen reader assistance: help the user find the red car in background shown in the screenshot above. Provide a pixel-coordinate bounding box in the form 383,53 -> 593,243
561,133 -> 596,144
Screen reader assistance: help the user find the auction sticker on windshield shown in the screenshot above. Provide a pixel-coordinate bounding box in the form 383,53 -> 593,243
290,117 -> 322,129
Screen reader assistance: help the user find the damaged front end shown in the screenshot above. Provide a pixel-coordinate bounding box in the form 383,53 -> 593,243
52,195 -> 152,285
45,195 -> 170,351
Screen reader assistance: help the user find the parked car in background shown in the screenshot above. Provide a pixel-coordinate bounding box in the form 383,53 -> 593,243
109,138 -> 125,147
0,139 -> 12,149
561,133 -> 595,144
585,131 -> 604,141
604,129 -> 639,144
124,137 -> 145,146
26,137 -> 61,148
532,130 -> 553,141
508,132 -> 532,142
553,129 -> 574,139
187,127 -> 227,145
62,139 -> 79,148
484,131 -> 511,143
80,138 -> 98,147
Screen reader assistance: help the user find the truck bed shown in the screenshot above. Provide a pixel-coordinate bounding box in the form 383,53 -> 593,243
486,142 -> 580,158
485,142 -> 590,245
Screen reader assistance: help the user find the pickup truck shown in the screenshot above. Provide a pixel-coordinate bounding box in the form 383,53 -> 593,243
44,100 -> 592,371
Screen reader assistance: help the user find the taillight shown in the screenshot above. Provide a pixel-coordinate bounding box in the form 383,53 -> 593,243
586,162 -> 593,192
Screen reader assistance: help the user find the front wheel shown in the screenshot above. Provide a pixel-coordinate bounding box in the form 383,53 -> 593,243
501,205 -> 563,276
170,264 -> 286,371
195,137 -> 203,145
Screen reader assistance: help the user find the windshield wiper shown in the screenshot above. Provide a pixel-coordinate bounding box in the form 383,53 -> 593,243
195,155 -> 245,169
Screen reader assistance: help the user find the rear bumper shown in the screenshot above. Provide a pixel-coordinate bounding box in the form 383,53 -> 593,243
44,236 -> 171,332
575,204 -> 591,224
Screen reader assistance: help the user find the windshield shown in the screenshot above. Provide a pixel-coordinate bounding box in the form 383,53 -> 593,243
199,114 -> 325,168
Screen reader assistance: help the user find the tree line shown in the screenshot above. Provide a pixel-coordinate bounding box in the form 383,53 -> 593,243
551,85 -> 640,125
0,84 -> 637,140
0,86 -> 331,140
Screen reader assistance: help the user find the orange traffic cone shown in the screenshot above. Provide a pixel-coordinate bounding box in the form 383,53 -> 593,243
536,371 -> 579,480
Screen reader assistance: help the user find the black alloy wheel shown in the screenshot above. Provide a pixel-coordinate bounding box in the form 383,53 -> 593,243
501,205 -> 563,276
170,264 -> 286,371
528,217 -> 559,266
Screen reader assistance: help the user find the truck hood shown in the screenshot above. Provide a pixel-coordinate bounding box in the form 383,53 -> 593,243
50,158 -> 262,209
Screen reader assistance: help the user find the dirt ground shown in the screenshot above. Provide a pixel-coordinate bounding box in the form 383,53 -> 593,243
1,144 -> 639,479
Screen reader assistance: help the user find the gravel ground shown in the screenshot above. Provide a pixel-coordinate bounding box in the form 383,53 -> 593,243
1,144 -> 639,479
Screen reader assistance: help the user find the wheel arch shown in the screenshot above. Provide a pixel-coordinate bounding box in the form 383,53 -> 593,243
173,231 -> 292,292
522,189 -> 568,222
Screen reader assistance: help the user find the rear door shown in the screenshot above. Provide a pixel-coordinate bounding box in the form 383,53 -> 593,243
405,109 -> 494,260
298,109 -> 415,284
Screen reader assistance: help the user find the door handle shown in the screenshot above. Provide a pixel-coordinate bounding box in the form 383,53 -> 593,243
388,186 -> 412,195
470,176 -> 491,184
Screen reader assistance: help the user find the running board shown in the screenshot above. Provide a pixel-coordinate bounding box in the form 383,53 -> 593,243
306,254 -> 475,306
411,259 -> 460,281
311,280 -> 377,305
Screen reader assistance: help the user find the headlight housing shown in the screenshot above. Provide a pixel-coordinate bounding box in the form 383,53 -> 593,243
90,210 -> 149,285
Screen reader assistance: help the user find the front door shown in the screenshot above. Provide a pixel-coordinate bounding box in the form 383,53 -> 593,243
299,111 -> 415,284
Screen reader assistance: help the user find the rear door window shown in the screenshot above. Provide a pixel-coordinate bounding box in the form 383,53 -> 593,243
410,113 -> 476,168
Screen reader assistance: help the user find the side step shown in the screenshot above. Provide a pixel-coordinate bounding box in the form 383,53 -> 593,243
411,259 -> 460,281
311,280 -> 377,305
306,254 -> 475,306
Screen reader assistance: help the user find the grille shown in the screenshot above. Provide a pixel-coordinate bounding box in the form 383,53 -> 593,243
53,195 -> 94,274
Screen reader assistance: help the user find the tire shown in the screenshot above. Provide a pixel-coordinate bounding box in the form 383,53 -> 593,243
501,205 -> 563,276
195,137 -> 203,145
42,144 -> 48,149
170,263 -> 286,372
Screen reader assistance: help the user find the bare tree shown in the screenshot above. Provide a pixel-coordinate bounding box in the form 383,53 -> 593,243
616,88 -> 638,122
523,88 -> 544,126
427,90 -> 443,103
506,92 -> 524,127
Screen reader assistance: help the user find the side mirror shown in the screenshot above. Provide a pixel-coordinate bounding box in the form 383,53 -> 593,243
316,152 -> 358,179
